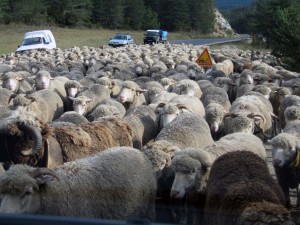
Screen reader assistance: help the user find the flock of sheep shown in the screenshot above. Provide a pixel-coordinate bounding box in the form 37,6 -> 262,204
0,41 -> 299,224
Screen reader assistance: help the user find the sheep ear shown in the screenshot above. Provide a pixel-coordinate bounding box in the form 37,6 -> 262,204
176,104 -> 191,112
29,168 -> 59,185
85,98 -> 93,103
111,80 -> 116,86
136,89 -> 147,94
197,149 -> 213,168
68,97 -> 76,101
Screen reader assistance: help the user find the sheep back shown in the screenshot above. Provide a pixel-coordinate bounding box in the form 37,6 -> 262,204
0,147 -> 157,220
156,112 -> 213,149
48,118 -> 133,162
205,151 -> 290,225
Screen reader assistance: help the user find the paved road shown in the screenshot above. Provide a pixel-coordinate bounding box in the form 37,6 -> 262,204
169,34 -> 251,46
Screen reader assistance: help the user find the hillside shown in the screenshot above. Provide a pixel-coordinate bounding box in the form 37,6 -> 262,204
215,0 -> 252,9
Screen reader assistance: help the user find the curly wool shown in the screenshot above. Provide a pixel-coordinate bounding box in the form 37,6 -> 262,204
2,72 -> 22,80
64,80 -> 81,89
12,94 -> 33,107
0,165 -> 39,195
161,103 -> 180,115
225,115 -> 253,133
284,106 -> 300,121
205,103 -> 225,123
122,80 -> 140,90
238,201 -> 294,225
270,133 -> 299,150
171,154 -> 201,174
142,140 -> 180,157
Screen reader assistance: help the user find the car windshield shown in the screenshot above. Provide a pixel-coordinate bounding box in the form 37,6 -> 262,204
146,31 -> 159,36
114,35 -> 127,40
22,37 -> 43,45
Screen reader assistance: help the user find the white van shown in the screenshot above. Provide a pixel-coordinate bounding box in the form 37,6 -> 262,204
16,30 -> 56,53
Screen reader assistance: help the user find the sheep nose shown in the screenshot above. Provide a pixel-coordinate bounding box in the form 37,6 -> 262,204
170,190 -> 179,198
273,158 -> 281,166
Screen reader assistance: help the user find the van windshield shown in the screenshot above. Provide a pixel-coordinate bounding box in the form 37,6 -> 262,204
22,37 -> 43,45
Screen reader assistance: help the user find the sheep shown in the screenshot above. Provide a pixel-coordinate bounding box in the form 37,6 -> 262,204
155,112 -> 213,150
33,70 -> 69,111
169,133 -> 266,224
200,86 -> 231,110
205,151 -> 293,225
89,104 -> 122,121
171,79 -> 202,98
268,132 -> 300,208
64,80 -> 82,98
1,71 -> 32,94
96,98 -> 126,118
0,147 -> 157,221
160,77 -> 176,92
170,132 -> 266,198
156,95 -> 205,130
123,105 -> 159,149
251,84 -> 272,99
212,77 -> 237,103
52,111 -> 89,125
69,84 -> 111,116
223,93 -> 275,140
116,80 -> 146,110
279,95 -> 300,128
98,76 -> 122,98
269,87 -> 291,116
211,59 -> 234,77
0,88 -> 14,106
0,110 -> 133,169
9,89 -> 64,123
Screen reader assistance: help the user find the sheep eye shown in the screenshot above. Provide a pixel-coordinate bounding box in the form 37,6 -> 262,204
21,191 -> 32,199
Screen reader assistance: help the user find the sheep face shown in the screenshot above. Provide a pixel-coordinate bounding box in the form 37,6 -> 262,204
269,134 -> 300,167
240,73 -> 254,85
69,97 -> 92,116
170,155 -> 201,199
0,165 -> 56,214
2,75 -> 23,93
67,87 -> 79,98
118,87 -> 136,103
35,72 -> 53,90
170,171 -> 197,199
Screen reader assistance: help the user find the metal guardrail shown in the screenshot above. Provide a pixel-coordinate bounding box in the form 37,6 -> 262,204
0,214 -> 177,225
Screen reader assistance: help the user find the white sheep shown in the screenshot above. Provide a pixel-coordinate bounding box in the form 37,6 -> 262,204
0,147 -> 157,221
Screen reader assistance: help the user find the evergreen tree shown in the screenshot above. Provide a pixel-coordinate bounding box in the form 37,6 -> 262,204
8,0 -> 50,25
124,0 -> 145,30
48,0 -> 92,26
271,1 -> 300,71
0,0 -> 10,24
141,7 -> 160,29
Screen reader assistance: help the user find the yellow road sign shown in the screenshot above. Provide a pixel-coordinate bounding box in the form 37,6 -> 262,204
195,48 -> 213,67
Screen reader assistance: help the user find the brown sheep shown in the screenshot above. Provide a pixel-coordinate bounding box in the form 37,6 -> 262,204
0,110 -> 133,169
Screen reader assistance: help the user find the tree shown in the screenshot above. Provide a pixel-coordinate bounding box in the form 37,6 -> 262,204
271,1 -> 300,71
8,0 -> 50,25
124,0 -> 145,30
0,0 -> 10,24
141,7 -> 160,29
48,0 -> 92,27
188,0 -> 215,33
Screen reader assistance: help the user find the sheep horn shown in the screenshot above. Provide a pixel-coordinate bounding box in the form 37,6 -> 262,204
223,113 -> 238,119
28,167 -> 59,183
176,104 -> 191,111
8,94 -> 17,104
18,123 -> 43,156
